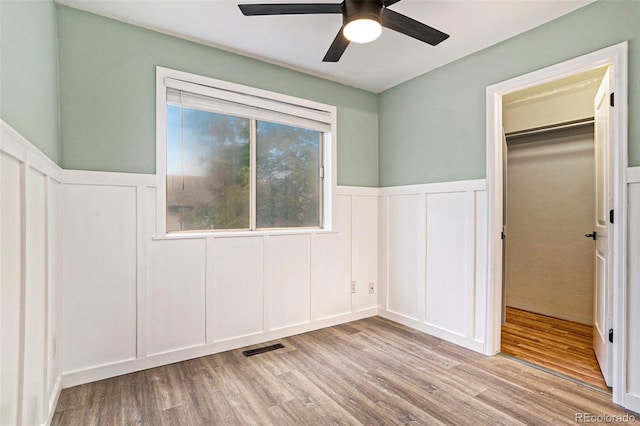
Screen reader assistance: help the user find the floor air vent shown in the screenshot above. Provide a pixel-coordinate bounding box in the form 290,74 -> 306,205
242,343 -> 284,357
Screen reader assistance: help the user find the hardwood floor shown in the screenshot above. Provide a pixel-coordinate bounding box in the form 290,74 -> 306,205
53,316 -> 629,425
501,307 -> 607,390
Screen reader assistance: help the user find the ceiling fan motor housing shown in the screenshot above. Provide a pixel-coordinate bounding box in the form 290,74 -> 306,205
343,0 -> 384,26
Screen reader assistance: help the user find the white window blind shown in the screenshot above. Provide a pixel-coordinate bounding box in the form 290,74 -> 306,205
165,78 -> 331,133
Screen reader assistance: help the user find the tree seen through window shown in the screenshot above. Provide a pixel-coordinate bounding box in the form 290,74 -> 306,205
166,105 -> 321,232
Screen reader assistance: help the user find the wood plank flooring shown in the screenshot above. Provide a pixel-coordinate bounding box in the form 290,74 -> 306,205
53,316 -> 630,425
501,307 -> 607,390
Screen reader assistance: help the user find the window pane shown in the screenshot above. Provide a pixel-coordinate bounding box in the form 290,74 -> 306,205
167,105 -> 250,232
256,121 -> 320,228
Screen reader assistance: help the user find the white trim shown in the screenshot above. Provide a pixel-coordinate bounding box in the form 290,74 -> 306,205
42,176 -> 51,425
0,121 -> 61,182
335,185 -> 380,196
383,195 -> 390,313
62,169 -> 156,187
212,330 -> 263,345
250,120 -> 257,231
628,167 -> 640,183
205,238 -> 215,345
485,42 -> 628,407
62,307 -> 377,388
152,228 -> 338,241
463,190 -> 476,340
155,68 -> 168,237
18,156 -> 27,426
378,310 -> 485,353
379,179 -> 486,196
135,185 -> 148,359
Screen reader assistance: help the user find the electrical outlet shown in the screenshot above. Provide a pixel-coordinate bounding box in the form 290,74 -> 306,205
369,282 -> 375,294
351,281 -> 357,293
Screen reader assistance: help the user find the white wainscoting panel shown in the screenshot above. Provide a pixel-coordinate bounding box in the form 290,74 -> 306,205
626,171 -> 640,412
62,184 -> 137,372
311,195 -> 351,321
425,192 -> 469,336
209,236 -> 264,343
1,121 -> 62,426
266,234 -> 312,330
147,239 -> 206,355
387,194 -> 426,321
37,158 -> 640,415
379,180 -> 487,352
351,194 -> 379,311
61,177 -> 379,387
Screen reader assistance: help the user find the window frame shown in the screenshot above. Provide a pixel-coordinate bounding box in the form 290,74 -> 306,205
155,67 -> 336,238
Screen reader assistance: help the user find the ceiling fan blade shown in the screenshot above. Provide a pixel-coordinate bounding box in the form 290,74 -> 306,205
239,3 -> 342,16
381,8 -> 449,46
382,0 -> 402,6
323,29 -> 350,62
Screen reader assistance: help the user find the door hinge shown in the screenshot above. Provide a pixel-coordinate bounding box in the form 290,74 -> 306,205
319,166 -> 325,178
609,329 -> 614,343
609,209 -> 614,224
501,231 -> 505,240
610,92 -> 615,107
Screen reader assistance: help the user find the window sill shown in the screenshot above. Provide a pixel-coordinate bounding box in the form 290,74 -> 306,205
152,228 -> 337,241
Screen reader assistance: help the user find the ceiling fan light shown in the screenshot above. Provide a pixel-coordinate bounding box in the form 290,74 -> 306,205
343,18 -> 382,43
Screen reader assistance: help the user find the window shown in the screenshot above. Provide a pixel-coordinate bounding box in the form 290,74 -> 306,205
157,68 -> 334,235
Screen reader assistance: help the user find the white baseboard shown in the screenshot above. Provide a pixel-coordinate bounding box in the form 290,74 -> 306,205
378,309 -> 485,354
62,308 -> 378,388
623,393 -> 640,416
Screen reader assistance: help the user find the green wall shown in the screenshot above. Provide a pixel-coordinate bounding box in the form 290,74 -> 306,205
0,0 -> 60,163
379,0 -> 640,187
8,2 -> 638,187
57,6 -> 379,187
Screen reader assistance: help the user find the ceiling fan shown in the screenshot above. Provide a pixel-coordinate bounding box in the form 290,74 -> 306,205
238,0 -> 449,62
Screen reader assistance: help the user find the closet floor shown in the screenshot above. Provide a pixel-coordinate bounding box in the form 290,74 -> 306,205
501,307 -> 608,390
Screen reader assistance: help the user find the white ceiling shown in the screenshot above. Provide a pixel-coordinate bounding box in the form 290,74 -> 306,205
56,0 -> 595,93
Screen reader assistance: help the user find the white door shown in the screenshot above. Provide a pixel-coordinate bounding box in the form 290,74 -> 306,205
592,67 -> 613,386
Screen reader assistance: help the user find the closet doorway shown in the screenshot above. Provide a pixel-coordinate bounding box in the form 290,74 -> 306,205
499,67 -> 610,390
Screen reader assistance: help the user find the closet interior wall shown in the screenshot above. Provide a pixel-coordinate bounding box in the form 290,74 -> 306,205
504,124 -> 595,324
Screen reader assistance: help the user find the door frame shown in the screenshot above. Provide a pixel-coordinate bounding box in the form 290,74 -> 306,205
484,42 -> 628,405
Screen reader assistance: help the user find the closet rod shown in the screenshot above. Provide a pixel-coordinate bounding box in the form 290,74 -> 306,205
505,117 -> 594,140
